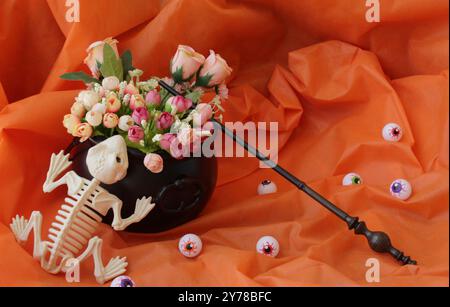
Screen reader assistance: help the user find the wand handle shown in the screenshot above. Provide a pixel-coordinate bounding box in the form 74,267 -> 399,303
158,80 -> 417,265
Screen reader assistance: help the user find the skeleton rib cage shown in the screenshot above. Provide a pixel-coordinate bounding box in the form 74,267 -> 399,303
45,179 -> 103,272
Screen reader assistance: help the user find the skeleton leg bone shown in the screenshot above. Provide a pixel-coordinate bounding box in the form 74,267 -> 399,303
74,236 -> 128,284
43,151 -> 72,193
10,211 -> 44,259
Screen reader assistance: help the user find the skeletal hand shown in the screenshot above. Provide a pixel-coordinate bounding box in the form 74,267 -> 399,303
45,151 -> 71,184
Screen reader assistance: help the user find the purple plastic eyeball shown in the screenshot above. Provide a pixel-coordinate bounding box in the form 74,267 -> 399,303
256,236 -> 279,258
110,276 -> 136,287
257,180 -> 277,195
382,123 -> 403,142
179,234 -> 203,258
342,173 -> 363,186
390,179 -> 412,200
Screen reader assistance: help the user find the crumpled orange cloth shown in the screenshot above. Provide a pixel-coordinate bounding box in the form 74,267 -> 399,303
0,0 -> 448,286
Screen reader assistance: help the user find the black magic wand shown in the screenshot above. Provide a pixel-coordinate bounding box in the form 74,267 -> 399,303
159,80 -> 417,266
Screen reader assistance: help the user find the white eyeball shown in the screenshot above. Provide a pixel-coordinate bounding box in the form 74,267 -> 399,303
110,276 -> 136,287
257,180 -> 277,195
382,123 -> 403,142
390,179 -> 412,200
256,236 -> 280,258
178,234 -> 203,258
342,173 -> 363,186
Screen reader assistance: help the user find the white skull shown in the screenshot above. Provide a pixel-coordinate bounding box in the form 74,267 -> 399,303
86,135 -> 129,185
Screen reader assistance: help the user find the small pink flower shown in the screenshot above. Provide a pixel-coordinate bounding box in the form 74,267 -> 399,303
130,94 -> 145,110
145,90 -> 161,107
128,125 -> 145,143
132,107 -> 149,126
103,113 -> 119,128
159,133 -> 177,151
124,83 -> 139,96
218,84 -> 229,100
157,112 -> 174,130
167,96 -> 193,113
169,140 -> 185,160
144,153 -> 164,173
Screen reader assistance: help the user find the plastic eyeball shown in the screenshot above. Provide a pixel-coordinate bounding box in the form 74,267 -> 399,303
256,236 -> 280,258
179,234 -> 203,258
110,276 -> 136,287
342,173 -> 363,186
390,179 -> 412,200
382,123 -> 403,142
257,180 -> 277,195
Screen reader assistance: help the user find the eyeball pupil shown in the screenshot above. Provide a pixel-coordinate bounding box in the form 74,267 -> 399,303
352,177 -> 361,184
392,183 -> 402,193
264,246 -> 272,254
392,128 -> 400,136
120,279 -> 133,287
186,243 -> 193,250
116,156 -> 121,163
262,180 -> 272,186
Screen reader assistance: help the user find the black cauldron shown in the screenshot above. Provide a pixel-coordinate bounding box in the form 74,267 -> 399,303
69,137 -> 217,233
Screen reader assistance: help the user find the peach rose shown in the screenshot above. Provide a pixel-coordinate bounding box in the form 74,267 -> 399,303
74,123 -> 93,142
106,92 -> 121,113
197,50 -> 232,87
102,76 -> 120,91
84,37 -> 119,78
63,114 -> 81,135
171,45 -> 205,82
144,153 -> 164,173
103,113 -> 119,128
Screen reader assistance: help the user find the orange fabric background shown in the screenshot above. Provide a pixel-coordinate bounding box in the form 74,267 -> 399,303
0,0 -> 448,286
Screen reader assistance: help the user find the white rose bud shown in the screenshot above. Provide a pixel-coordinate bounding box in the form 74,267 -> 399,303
91,103 -> 107,114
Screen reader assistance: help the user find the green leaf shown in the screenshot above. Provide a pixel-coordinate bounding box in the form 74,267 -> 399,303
60,72 -> 101,84
100,44 -> 124,81
121,50 -> 134,80
195,74 -> 213,87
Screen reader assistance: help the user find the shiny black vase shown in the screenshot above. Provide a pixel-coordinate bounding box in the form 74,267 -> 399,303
70,137 -> 217,233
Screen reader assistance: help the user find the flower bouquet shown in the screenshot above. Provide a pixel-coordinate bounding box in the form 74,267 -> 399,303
61,39 -> 232,232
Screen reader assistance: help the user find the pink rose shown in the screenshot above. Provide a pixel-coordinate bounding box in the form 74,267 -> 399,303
144,153 -> 164,173
132,107 -> 149,126
128,125 -> 145,143
83,38 -> 119,78
103,113 -> 119,128
197,50 -> 232,87
166,96 -> 192,113
157,112 -> 174,130
130,94 -> 145,110
145,90 -> 161,107
74,123 -> 93,142
159,133 -> 177,151
171,45 -> 205,82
